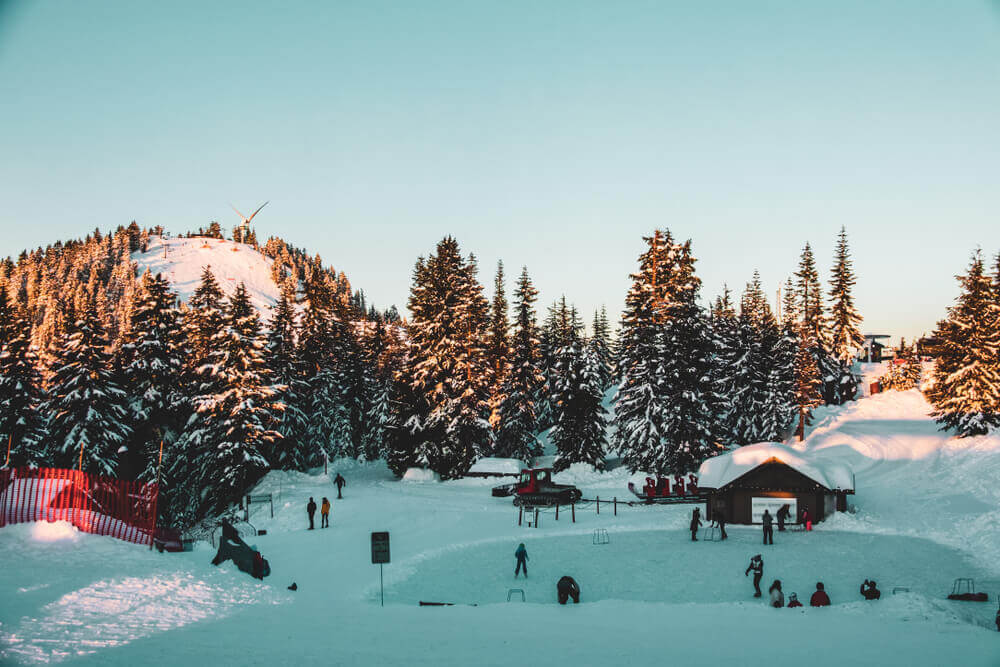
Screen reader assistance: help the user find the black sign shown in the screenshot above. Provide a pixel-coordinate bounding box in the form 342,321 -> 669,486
371,531 -> 390,564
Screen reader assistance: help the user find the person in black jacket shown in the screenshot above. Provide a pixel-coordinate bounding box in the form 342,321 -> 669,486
690,508 -> 702,541
557,576 -> 580,604
306,497 -> 317,530
860,579 -> 881,600
776,504 -> 790,532
333,473 -> 347,499
762,509 -> 774,545
745,554 -> 764,597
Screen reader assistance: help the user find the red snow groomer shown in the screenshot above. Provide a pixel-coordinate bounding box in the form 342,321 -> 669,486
628,473 -> 701,504
493,468 -> 582,507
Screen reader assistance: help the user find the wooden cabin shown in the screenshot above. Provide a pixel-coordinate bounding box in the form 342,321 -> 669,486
698,443 -> 855,525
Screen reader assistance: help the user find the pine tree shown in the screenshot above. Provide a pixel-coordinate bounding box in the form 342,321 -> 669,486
119,271 -> 185,480
550,341 -> 608,471
793,326 -> 824,441
828,227 -> 864,363
795,243 -> 826,347
44,300 -> 131,475
266,282 -> 310,469
174,283 -> 280,521
404,238 -> 493,477
710,285 -> 748,445
0,286 -> 47,466
589,306 -> 614,392
297,271 -> 344,466
495,267 -> 545,461
486,261 -> 511,430
927,251 -> 1000,436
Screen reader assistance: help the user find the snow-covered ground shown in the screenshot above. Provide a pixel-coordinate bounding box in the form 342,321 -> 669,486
132,236 -> 281,315
2,390 -> 1000,665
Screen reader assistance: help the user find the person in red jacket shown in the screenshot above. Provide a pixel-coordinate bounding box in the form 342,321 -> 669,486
810,582 -> 831,607
787,592 -> 803,608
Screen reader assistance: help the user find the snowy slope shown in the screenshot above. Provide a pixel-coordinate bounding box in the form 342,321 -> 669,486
132,236 -> 281,316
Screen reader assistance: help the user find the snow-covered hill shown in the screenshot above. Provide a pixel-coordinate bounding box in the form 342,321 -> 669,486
132,236 -> 281,316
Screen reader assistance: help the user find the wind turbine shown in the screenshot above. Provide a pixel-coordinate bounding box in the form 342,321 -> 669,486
230,201 -> 268,241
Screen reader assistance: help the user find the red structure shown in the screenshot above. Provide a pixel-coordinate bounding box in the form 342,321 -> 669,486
0,467 -> 158,546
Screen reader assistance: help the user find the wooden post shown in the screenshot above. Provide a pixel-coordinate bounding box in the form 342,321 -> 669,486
518,506 -> 523,526
596,496 -> 600,515
4,433 -> 11,467
572,503 -> 575,523
150,440 -> 164,550
614,497 -> 617,516
78,440 -> 85,472
534,508 -> 539,528
555,504 -> 559,520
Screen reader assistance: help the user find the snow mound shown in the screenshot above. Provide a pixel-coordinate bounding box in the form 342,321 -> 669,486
402,467 -> 440,482
466,458 -> 526,476
133,236 -> 280,316
698,442 -> 855,491
31,520 -> 79,542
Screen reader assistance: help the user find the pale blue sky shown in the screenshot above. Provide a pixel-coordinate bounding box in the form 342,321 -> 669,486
1,1 -> 998,341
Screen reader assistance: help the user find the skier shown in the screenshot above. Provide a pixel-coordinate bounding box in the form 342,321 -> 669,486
776,504 -> 790,532
810,582 -> 831,607
334,473 -> 347,499
690,507 -> 702,541
557,576 -> 581,604
860,579 -> 881,600
762,509 -> 774,545
514,543 -> 529,578
787,592 -> 803,608
769,580 -> 785,608
745,554 -> 764,597
306,497 -> 317,530
321,497 -> 331,528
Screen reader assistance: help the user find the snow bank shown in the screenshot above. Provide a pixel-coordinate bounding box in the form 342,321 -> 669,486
697,442 -> 855,491
466,458 -> 526,476
402,467 -> 440,483
30,520 -> 79,542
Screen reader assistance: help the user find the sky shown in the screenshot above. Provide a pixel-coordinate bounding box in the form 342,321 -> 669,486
1,1 -> 999,342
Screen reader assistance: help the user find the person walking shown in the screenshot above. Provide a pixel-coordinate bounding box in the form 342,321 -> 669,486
745,554 -> 764,598
333,473 -> 347,499
306,497 -> 317,530
801,508 -> 812,531
320,497 -> 331,528
810,582 -> 831,607
769,580 -> 785,608
713,512 -> 728,541
514,543 -> 529,578
776,504 -> 790,532
690,508 -> 702,542
762,509 -> 774,545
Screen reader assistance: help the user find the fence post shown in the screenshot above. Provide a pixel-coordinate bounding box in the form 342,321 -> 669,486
518,506 -> 523,526
596,496 -> 600,515
555,504 -> 559,520
534,508 -> 539,528
614,497 -> 617,516
572,503 -> 575,523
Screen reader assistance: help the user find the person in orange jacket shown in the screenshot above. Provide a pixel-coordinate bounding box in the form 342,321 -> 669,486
810,582 -> 831,607
320,497 -> 331,528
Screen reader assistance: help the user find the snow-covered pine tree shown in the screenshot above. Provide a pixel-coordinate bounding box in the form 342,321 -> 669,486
175,282 -> 280,521
486,261 -> 510,431
405,238 -> 493,478
589,306 -> 614,392
793,325 -> 824,441
927,251 -> 1000,436
828,226 -> 864,363
710,285 -> 748,445
550,341 -> 608,471
119,270 -> 185,480
795,242 -> 826,347
44,299 -> 131,475
0,286 -> 47,466
266,281 -> 310,469
495,267 -> 545,461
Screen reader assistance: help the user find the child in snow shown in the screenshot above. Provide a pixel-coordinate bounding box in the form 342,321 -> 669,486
321,497 -> 331,528
860,579 -> 880,600
787,593 -> 803,608
515,543 -> 528,578
745,554 -> 764,597
557,576 -> 580,604
690,508 -> 702,541
810,582 -> 830,607
306,497 -> 317,530
769,580 -> 784,608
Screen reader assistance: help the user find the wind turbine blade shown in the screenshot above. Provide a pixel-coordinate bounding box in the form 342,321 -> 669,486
230,203 -> 249,222
247,200 -> 269,223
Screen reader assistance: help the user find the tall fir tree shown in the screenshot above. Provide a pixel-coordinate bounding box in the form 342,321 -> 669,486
44,300 -> 131,475
589,306 -> 614,391
793,325 -> 824,441
486,261 -> 511,430
795,242 -> 826,347
266,282 -> 310,469
495,267 -> 545,461
926,251 -> 1000,436
550,341 -> 608,471
828,226 -> 864,363
0,286 -> 47,466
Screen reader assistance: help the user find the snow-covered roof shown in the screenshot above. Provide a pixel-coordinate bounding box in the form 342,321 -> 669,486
466,458 -> 527,475
697,442 -> 854,492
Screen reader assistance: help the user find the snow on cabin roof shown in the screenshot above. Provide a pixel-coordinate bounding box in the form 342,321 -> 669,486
697,442 -> 854,492
467,458 -> 527,475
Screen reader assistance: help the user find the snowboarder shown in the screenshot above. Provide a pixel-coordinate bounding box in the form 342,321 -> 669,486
321,497 -> 331,528
769,580 -> 785,608
776,504 -> 790,532
860,579 -> 881,600
515,543 -> 528,578
690,507 -> 702,541
745,554 -> 764,597
306,497 -> 317,530
810,582 -> 830,607
787,592 -> 803,608
334,473 -> 347,499
557,575 -> 580,604
762,509 -> 774,545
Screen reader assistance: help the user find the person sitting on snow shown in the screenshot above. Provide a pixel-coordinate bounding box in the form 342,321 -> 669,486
557,576 -> 580,604
860,579 -> 881,600
787,592 -> 803,608
769,580 -> 785,608
810,582 -> 831,607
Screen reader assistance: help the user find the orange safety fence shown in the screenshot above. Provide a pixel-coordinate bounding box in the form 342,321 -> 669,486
0,467 -> 158,546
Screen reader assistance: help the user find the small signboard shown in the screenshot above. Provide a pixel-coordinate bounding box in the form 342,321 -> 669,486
751,497 -> 797,525
371,531 -> 390,564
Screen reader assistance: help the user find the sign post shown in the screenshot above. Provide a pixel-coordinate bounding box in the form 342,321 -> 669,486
371,531 -> 390,607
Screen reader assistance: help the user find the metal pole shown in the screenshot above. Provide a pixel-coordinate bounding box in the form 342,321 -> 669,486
555,504 -> 559,520
596,496 -> 600,515
380,563 -> 384,607
572,503 -> 575,523
614,497 -> 617,516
